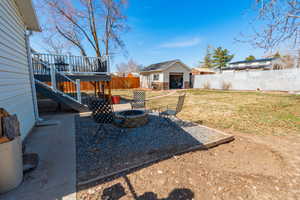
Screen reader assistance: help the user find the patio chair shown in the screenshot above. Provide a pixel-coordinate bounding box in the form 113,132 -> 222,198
130,90 -> 147,110
159,93 -> 186,119
87,96 -> 114,123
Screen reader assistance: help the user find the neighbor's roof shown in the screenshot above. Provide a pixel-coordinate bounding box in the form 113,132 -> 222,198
192,67 -> 215,73
141,59 -> 190,73
14,0 -> 41,32
222,65 -> 272,71
230,58 -> 277,65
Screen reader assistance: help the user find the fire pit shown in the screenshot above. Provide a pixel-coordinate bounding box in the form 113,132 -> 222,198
114,110 -> 148,128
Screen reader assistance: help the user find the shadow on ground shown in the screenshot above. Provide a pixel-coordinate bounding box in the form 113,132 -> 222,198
101,176 -> 194,200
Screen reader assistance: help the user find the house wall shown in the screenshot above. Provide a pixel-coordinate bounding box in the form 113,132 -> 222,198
163,63 -> 190,89
163,63 -> 190,83
140,72 -> 163,89
0,0 -> 36,139
194,68 -> 300,91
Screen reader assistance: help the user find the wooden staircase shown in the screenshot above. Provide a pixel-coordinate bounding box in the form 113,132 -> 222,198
35,80 -> 89,112
32,53 -> 109,112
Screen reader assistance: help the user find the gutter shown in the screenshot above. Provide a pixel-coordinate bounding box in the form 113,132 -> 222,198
25,31 -> 40,122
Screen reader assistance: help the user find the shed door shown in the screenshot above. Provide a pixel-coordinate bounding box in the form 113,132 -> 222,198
169,73 -> 183,89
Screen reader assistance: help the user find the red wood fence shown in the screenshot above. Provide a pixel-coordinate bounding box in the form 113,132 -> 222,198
80,77 -> 140,91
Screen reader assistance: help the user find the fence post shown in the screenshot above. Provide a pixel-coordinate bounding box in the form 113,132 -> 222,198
50,65 -> 57,91
76,79 -> 82,103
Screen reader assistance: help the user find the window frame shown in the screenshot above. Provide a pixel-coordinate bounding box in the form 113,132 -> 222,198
153,73 -> 160,81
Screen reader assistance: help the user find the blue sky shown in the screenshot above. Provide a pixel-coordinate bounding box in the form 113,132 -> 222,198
31,0 -> 267,71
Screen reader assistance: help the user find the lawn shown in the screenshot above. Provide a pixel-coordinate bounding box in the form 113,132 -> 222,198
111,89 -> 174,99
78,89 -> 300,199
148,89 -> 300,136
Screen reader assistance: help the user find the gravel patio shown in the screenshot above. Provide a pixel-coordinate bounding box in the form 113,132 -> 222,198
75,112 -> 233,185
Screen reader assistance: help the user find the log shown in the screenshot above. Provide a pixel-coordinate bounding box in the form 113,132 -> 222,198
0,137 -> 10,144
0,108 -> 10,138
0,108 -> 10,118
0,117 -> 2,138
3,114 -> 20,140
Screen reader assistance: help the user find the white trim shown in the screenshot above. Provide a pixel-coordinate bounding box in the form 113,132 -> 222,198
14,0 -> 41,32
164,61 -> 191,72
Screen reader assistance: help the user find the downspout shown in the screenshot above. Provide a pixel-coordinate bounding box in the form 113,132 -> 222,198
25,31 -> 40,123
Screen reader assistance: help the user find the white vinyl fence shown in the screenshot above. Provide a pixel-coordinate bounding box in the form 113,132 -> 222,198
193,68 -> 300,91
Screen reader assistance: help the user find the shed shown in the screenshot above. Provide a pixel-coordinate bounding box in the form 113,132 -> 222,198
140,60 -> 191,90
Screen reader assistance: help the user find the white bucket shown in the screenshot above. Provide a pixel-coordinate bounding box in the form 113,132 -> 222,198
0,137 -> 23,194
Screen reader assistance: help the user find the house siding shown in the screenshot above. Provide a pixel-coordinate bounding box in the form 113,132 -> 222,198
140,72 -> 163,88
0,0 -> 36,139
163,63 -> 190,83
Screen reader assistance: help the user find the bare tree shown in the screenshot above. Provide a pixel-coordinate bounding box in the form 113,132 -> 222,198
42,33 -> 71,54
102,0 -> 129,56
38,0 -> 128,57
116,59 -> 142,75
37,0 -> 128,95
243,0 -> 300,50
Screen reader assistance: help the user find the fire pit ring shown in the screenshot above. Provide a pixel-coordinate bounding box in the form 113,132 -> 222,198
114,110 -> 148,128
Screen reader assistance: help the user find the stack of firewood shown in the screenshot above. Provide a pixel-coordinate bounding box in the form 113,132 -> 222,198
0,108 -> 20,144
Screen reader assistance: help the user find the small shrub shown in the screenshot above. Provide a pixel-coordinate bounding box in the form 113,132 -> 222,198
203,82 -> 211,89
221,81 -> 232,90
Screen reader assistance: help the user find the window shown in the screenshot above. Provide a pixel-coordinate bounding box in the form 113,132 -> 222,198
153,74 -> 160,81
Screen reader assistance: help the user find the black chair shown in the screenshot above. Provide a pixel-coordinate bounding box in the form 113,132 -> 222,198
87,96 -> 114,123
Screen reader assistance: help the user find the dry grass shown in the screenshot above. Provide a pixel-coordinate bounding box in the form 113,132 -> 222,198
149,89 -> 300,136
111,89 -> 173,99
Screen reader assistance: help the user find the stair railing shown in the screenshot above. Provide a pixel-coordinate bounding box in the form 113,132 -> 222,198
32,53 -> 82,103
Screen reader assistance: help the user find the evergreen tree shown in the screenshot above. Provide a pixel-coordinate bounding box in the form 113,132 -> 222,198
203,45 -> 214,68
273,52 -> 281,58
212,47 -> 234,70
245,55 -> 256,61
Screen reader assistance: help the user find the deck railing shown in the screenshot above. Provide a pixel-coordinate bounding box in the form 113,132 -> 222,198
32,53 -> 109,75
32,53 -> 109,104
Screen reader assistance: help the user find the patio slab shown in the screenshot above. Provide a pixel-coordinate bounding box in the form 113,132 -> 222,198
76,113 -> 234,186
0,114 -> 76,200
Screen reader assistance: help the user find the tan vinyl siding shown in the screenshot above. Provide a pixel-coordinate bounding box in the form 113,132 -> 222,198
0,0 -> 36,139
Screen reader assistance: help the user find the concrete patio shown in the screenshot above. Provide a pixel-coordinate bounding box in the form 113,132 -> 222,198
0,114 -> 76,200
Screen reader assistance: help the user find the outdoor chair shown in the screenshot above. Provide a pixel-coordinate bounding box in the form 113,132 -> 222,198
130,90 -> 147,110
87,96 -> 114,123
159,93 -> 186,119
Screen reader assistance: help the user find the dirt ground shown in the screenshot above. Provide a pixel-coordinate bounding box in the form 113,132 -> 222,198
77,90 -> 300,200
77,132 -> 300,200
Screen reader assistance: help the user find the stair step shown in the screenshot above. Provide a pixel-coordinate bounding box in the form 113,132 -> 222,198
35,81 -> 89,112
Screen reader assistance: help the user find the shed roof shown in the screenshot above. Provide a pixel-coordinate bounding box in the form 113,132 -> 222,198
141,59 -> 190,73
14,0 -> 41,32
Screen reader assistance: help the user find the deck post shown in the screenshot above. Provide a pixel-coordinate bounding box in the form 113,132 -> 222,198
50,65 -> 57,91
76,79 -> 82,103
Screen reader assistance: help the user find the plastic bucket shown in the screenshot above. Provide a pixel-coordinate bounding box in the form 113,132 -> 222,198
0,136 -> 23,194
111,95 -> 121,104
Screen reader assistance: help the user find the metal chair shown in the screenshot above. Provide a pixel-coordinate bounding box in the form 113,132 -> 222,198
130,90 -> 147,110
159,93 -> 186,119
